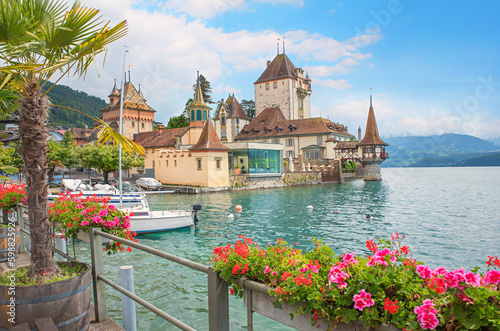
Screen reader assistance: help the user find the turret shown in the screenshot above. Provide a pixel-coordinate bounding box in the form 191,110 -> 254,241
188,71 -> 211,126
358,95 -> 389,181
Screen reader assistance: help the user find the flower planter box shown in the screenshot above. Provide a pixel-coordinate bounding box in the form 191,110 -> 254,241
77,230 -> 113,245
243,289 -> 400,331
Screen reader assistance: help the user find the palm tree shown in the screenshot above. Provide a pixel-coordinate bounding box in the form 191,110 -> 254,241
0,0 -> 129,278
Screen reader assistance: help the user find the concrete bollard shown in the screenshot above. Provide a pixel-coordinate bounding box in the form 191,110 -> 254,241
55,232 -> 67,262
120,265 -> 137,331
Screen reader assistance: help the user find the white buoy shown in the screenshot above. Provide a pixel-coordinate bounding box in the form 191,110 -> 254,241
227,213 -> 234,219
307,205 -> 313,211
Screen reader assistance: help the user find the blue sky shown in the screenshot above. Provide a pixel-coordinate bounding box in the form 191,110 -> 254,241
61,0 -> 500,139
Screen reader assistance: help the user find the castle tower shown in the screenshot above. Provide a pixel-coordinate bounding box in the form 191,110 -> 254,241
254,51 -> 312,120
101,74 -> 156,140
358,95 -> 388,181
214,94 -> 250,143
188,72 -> 211,125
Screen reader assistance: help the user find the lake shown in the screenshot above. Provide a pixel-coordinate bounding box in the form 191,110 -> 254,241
74,166 -> 500,330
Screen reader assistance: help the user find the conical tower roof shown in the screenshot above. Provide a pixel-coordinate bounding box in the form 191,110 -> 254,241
190,72 -> 211,109
359,95 -> 388,146
189,119 -> 229,151
226,94 -> 250,120
254,53 -> 297,84
108,79 -> 120,97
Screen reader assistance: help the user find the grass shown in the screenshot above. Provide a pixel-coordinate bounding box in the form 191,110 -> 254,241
0,262 -> 88,286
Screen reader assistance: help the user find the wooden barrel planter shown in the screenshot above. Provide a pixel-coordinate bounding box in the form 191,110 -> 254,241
0,224 -> 20,262
243,288 -> 400,331
0,263 -> 91,331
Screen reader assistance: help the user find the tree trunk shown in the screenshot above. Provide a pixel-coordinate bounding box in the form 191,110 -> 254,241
48,166 -> 54,183
19,79 -> 60,277
103,171 -> 109,181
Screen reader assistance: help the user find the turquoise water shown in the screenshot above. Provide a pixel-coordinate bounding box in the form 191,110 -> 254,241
74,167 -> 500,330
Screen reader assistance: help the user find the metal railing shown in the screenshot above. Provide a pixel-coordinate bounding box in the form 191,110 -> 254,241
14,204 -> 270,331
89,228 -> 230,331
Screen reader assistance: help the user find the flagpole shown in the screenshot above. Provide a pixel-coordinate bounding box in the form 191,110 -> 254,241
119,48 -> 128,207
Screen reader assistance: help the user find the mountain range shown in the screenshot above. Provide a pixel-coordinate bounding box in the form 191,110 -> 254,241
383,134 -> 500,167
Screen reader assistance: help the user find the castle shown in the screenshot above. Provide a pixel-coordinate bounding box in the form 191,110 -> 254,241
99,51 -> 388,186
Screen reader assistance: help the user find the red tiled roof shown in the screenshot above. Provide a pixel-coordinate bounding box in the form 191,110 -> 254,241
214,95 -> 250,121
134,127 -> 187,148
254,54 -> 297,84
71,128 -> 94,139
235,107 -> 354,140
334,141 -> 359,149
102,81 -> 156,113
189,120 -> 229,151
359,97 -> 388,146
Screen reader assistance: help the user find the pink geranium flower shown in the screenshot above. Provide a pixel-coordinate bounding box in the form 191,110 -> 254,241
352,289 -> 374,311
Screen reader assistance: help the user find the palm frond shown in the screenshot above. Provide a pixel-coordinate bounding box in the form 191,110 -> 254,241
50,104 -> 145,156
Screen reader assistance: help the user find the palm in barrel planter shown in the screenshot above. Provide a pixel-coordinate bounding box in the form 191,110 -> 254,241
0,1 -> 141,329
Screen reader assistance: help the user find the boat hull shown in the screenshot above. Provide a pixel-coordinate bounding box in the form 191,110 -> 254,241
130,210 -> 194,234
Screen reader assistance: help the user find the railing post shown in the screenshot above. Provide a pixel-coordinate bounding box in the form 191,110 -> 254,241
246,288 -> 253,331
207,268 -> 229,331
55,232 -> 67,262
90,228 -> 107,322
120,265 -> 137,331
17,204 -> 25,253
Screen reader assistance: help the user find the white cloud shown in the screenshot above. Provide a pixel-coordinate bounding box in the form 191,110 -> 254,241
315,78 -> 352,90
57,0 -> 384,126
162,0 -> 248,19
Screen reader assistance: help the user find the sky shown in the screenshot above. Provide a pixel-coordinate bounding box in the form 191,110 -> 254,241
59,0 -> 500,140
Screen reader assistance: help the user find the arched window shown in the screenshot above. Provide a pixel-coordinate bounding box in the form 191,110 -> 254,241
203,110 -> 207,121
191,110 -> 195,121
196,109 -> 202,121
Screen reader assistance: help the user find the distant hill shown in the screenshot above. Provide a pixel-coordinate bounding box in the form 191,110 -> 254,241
42,82 -> 106,128
455,153 -> 500,166
383,134 -> 500,167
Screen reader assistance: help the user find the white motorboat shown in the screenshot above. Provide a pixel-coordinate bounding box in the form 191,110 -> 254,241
136,177 -> 164,191
121,200 -> 202,234
48,179 -> 146,208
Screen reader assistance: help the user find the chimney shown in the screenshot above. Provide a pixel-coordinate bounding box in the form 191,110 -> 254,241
157,123 -> 164,132
358,125 -> 361,141
267,60 -> 271,67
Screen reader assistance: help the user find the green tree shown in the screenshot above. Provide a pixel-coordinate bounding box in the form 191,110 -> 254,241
0,0 -> 128,277
193,74 -> 213,104
47,140 -> 65,182
166,114 -> 189,129
241,99 -> 256,120
61,130 -> 74,147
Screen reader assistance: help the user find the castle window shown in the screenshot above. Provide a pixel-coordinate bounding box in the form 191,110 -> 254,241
215,157 -> 221,170
282,81 -> 284,85
293,81 -> 296,88
132,122 -> 135,127
196,109 -> 202,121
191,110 -> 195,121
273,82 -> 277,89
221,117 -> 226,125
236,119 -> 239,124
152,160 -> 155,168
197,158 -> 202,171
166,160 -> 169,167
203,110 -> 207,121
272,139 -> 280,144
221,128 -> 226,138
298,98 -> 303,108
286,138 -> 294,147
266,83 -> 269,90
142,122 -> 145,128
317,136 -> 323,145
175,160 -> 177,167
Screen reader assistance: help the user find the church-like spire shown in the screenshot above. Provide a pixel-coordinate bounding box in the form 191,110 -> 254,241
359,95 -> 388,146
191,71 -> 208,107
